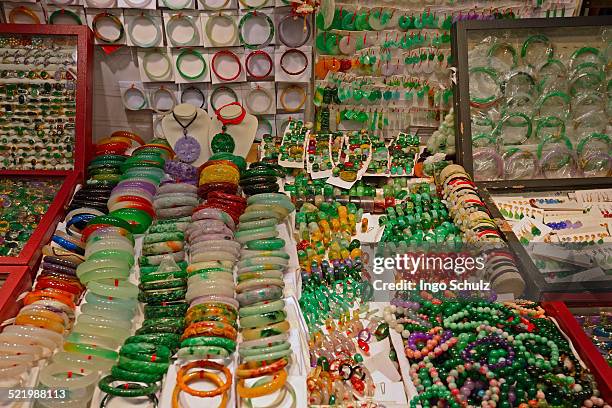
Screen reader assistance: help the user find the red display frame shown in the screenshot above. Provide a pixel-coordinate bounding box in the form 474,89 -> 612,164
0,266 -> 32,323
543,301 -> 612,401
0,24 -> 93,272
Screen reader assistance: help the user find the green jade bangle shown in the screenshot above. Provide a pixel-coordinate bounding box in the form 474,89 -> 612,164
177,345 -> 230,359
110,208 -> 153,234
237,270 -> 283,282
63,342 -> 118,361
537,134 -> 573,160
236,230 -> 279,244
140,270 -> 187,284
238,218 -> 278,231
240,249 -> 289,260
66,332 -> 120,351
239,11 -> 274,50
87,249 -> 135,267
240,210 -> 283,222
238,264 -> 285,274
85,292 -> 137,310
240,310 -> 287,329
181,336 -> 236,352
469,67 -> 500,106
176,48 -> 207,80
521,34 -> 554,66
52,351 -> 114,372
237,286 -> 283,306
535,116 -> 566,140
246,238 -> 285,250
138,288 -> 187,304
86,239 -> 135,258
78,268 -> 130,285
144,302 -> 188,319
242,348 -> 292,362
487,42 -> 518,69
495,112 -> 532,145
577,133 -> 612,157
239,341 -> 290,357
76,258 -> 131,278
238,256 -> 288,268
120,343 -> 172,362
77,313 -> 132,331
48,9 -> 82,25
73,322 -> 131,341
99,373 -> 158,397
125,334 -> 180,351
87,214 -> 133,231
239,299 -> 285,317
236,278 -> 284,293
80,302 -> 135,321
570,46 -> 601,69
535,91 -> 570,117
110,366 -> 161,385
139,278 -> 186,291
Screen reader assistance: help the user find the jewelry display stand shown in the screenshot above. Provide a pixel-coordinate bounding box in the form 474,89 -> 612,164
209,103 -> 258,158
162,103 -> 212,167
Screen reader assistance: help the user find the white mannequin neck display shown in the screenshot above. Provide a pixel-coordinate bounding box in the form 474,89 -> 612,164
209,103 -> 258,159
162,103 -> 212,167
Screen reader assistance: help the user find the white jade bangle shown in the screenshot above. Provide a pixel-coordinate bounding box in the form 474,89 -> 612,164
0,343 -> 44,359
128,14 -> 161,47
0,333 -> 54,355
151,87 -> 177,114
167,14 -> 200,46
246,87 -> 273,115
188,274 -> 233,288
0,353 -> 39,368
52,352 -> 115,372
206,14 -> 237,47
124,0 -> 152,6
3,325 -> 63,348
39,363 -> 99,390
86,0 -> 115,6
190,251 -> 239,263
162,0 -> 192,9
121,86 -> 147,110
241,333 -> 289,349
200,0 -> 230,10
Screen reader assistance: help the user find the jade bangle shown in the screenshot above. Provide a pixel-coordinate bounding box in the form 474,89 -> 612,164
76,258 -> 131,277
52,351 -> 114,372
238,256 -> 289,268
120,343 -> 171,362
78,267 -> 130,285
242,320 -> 291,341
239,11 -> 274,50
63,341 -> 119,361
570,46 -> 601,69
537,135 -> 573,160
144,302 -> 188,319
177,345 -> 230,359
237,285 -> 283,307
239,299 -> 285,317
180,336 -> 236,352
239,210 -> 282,223
245,238 -> 285,250
240,249 -> 289,260
99,373 -> 159,397
188,273 -> 234,286
487,42 -> 517,69
246,204 -> 289,219
39,363 -> 99,390
110,208 -> 153,234
186,285 -> 234,302
494,112 -> 532,145
468,67 -> 500,106
138,288 -> 187,304
242,347 -> 292,362
72,322 -> 131,342
139,277 -> 186,291
237,218 -> 278,231
239,341 -> 290,357
176,48 -> 207,80
109,366 -> 161,385
241,332 -> 289,349
239,310 -> 287,329
236,278 -> 284,293
166,14 -> 200,47
81,302 -> 135,321
190,250 -> 238,263
118,355 -> 169,375
577,133 -> 612,157
140,251 -> 186,266
535,116 -> 566,140
237,270 -> 283,282
66,332 -> 120,351
521,34 -> 554,65
238,264 -> 285,274
85,291 -> 137,310
77,313 -> 132,331
125,333 -> 181,351
89,279 -> 139,299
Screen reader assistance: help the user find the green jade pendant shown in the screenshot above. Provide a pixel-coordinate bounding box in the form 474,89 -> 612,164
211,126 -> 235,154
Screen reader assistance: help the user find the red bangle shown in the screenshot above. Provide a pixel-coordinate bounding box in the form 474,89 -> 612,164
196,183 -> 238,199
207,191 -> 247,205
280,48 -> 308,76
111,131 -> 145,146
24,289 -> 76,309
95,141 -> 131,155
111,201 -> 156,220
245,50 -> 273,79
35,278 -> 84,296
212,50 -> 242,82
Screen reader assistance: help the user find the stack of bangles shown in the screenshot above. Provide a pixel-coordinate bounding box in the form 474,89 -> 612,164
96,142 -> 176,403
235,193 -> 295,406
172,160 -> 246,407
196,157 -> 242,208
438,164 -> 503,244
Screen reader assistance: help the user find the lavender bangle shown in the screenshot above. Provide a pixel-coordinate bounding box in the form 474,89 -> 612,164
473,147 -> 504,181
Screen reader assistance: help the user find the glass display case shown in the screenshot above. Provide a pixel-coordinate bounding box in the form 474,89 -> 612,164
0,24 -> 93,271
452,16 -> 611,188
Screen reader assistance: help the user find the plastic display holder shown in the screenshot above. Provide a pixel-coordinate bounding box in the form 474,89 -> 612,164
0,24 -> 93,272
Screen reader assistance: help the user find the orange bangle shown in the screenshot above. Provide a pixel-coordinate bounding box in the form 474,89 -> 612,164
172,370 -> 227,408
237,369 -> 287,398
177,361 -> 232,398
9,6 -> 40,24
236,357 -> 288,379
181,321 -> 237,341
23,290 -> 76,310
15,313 -> 65,334
111,131 -> 145,146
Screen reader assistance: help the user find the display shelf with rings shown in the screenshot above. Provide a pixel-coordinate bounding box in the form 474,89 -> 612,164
0,24 -> 93,271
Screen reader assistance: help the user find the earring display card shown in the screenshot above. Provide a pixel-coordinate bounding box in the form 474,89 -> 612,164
453,17 -> 612,184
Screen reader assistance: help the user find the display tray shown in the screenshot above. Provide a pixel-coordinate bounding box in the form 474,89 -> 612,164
543,301 -> 612,401
0,24 -> 94,177
0,265 -> 31,323
0,173 -> 79,271
451,16 -> 612,190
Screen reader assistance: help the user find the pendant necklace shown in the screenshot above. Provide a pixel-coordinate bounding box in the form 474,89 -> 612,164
172,111 -> 200,163
211,102 -> 246,154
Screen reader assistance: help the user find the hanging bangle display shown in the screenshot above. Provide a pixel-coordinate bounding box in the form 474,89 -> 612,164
162,0 -> 192,10
200,0 -> 231,10
143,49 -> 172,81
521,34 -> 554,66
280,85 -> 306,112
246,86 -> 273,115
576,133 -> 612,158
239,12 -> 274,50
280,49 -> 308,76
210,86 -> 239,112
48,9 -> 82,25
245,50 -> 273,79
537,59 -> 566,92
206,14 -> 238,47
9,6 -> 41,24
92,12 -> 125,44
539,145 -> 577,178
166,14 -> 200,47
211,50 -> 242,82
535,116 -> 566,140
503,148 -> 539,180
128,14 -> 161,48
151,87 -> 178,115
570,46 -> 602,69
473,147 -> 504,181
176,48 -> 208,80
122,86 -> 147,110
494,112 -> 532,145
238,0 -> 268,8
181,86 -> 206,108
278,14 -> 311,48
